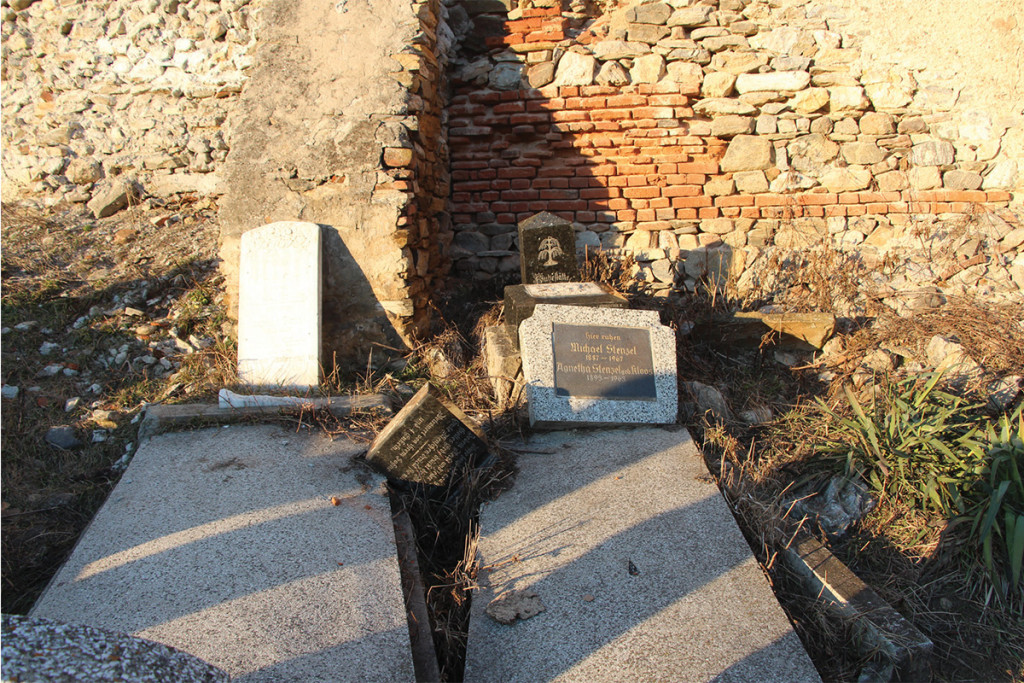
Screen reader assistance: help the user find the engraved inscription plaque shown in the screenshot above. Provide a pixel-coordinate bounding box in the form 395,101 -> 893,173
367,384 -> 490,487
552,324 -> 656,400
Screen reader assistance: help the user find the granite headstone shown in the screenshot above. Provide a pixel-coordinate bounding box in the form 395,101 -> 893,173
366,384 -> 490,487
237,221 -> 322,388
519,304 -> 677,428
518,211 -> 580,285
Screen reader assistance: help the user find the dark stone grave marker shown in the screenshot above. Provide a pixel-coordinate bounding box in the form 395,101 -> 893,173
504,282 -> 628,346
366,384 -> 490,487
518,211 -> 580,285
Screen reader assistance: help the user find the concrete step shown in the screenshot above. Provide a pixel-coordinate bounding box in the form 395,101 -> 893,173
31,424 -> 417,682
465,426 -> 820,682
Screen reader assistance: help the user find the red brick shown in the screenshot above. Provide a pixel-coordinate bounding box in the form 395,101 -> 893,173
527,98 -> 563,111
796,193 -> 838,205
617,210 -> 637,221
526,30 -> 564,42
677,208 -> 698,219
838,192 -> 859,204
606,94 -> 647,108
551,110 -> 587,122
540,189 -> 578,200
676,161 -> 719,174
986,190 -> 1012,202
510,113 -> 551,125
631,199 -> 650,209
453,180 -> 491,192
698,207 -> 719,219
636,209 -> 657,221
672,196 -> 713,208
663,185 -> 701,198
804,206 -> 825,217
493,101 -> 526,114
581,187 -> 619,199
521,6 -> 562,17
740,207 -> 759,219
721,207 -> 741,218
608,198 -> 629,210
538,167 -> 575,177
576,210 -> 597,222
497,167 -> 536,179
649,197 -> 670,209
866,203 -> 889,214
754,194 -> 787,207
505,17 -> 543,32
846,205 -> 867,216
715,195 -> 755,207
623,186 -> 661,199
501,189 -> 539,201
590,109 -> 631,121
824,205 -> 847,217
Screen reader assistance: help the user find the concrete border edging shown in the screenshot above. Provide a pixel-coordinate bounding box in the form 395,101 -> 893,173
781,532 -> 933,681
137,395 -> 393,442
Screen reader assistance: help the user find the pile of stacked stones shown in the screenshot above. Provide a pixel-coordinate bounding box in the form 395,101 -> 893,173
1,0 -> 259,206
443,0 -> 1022,306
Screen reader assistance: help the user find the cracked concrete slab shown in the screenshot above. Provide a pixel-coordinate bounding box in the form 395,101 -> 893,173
465,426 -> 820,682
31,424 -> 415,682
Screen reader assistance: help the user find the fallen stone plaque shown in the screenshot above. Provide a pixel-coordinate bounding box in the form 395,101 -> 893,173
504,282 -> 628,344
237,221 -> 322,388
520,305 -> 677,428
366,384 -> 490,487
518,211 -> 580,285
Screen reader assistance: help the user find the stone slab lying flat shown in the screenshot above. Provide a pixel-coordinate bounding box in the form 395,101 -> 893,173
31,424 -> 415,682
465,427 -> 820,682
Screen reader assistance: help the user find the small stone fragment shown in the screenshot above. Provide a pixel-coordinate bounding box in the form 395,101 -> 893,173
486,589 -> 547,625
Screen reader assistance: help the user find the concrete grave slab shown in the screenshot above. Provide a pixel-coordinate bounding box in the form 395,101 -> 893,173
237,221 -> 322,388
31,425 -> 416,683
503,283 -> 628,346
465,427 -> 820,682
519,304 -> 677,428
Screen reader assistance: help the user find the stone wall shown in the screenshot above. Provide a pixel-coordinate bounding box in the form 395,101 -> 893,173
1,0 -> 258,204
216,0 -> 453,371
444,0 -> 1023,301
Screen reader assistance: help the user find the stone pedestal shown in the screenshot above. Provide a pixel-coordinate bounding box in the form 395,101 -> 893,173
504,282 -> 629,347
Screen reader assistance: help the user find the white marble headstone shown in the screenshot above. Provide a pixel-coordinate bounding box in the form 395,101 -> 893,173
237,221 -> 322,388
519,304 -> 677,428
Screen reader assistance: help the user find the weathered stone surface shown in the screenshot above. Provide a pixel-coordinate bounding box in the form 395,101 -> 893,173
596,61 -> 631,85
864,82 -> 914,110
828,86 -> 870,111
720,135 -> 773,172
841,142 -> 886,165
630,53 -> 667,84
942,170 -> 982,190
909,140 -> 955,167
710,51 -> 769,74
876,170 -> 909,192
693,98 -> 757,117
791,87 -> 829,113
489,62 -> 525,90
859,112 -> 895,135
527,62 -> 555,88
87,181 -> 132,219
748,26 -> 810,54
667,5 -> 713,26
552,51 -> 597,86
820,166 -> 872,192
735,70 -> 810,93
790,133 -> 840,165
909,166 -> 942,190
733,170 -> 769,193
591,40 -> 651,60
628,23 -> 671,44
666,61 -> 703,91
702,71 -> 737,97
627,2 -> 673,24
711,115 -> 755,137
982,160 -> 1018,189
